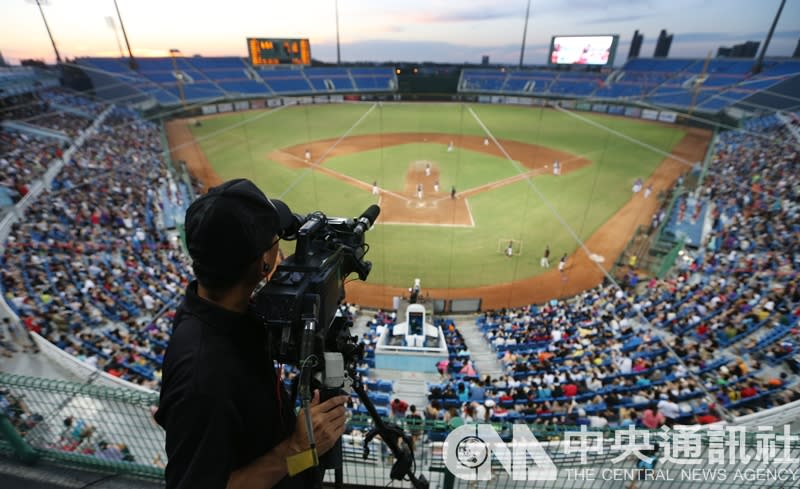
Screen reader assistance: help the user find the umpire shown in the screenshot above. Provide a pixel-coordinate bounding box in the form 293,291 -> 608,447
155,179 -> 347,489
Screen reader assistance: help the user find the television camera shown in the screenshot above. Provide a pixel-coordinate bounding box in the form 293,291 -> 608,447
250,204 -> 428,489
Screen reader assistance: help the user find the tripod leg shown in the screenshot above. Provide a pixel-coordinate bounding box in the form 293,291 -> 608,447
335,465 -> 343,489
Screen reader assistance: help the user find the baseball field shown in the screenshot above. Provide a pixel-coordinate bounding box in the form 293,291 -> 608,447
166,102 -> 710,308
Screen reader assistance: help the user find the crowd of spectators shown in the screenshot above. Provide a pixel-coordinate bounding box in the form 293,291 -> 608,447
0,129 -> 65,204
0,93 -> 46,121
1,105 -> 192,389
50,415 -> 136,463
40,89 -> 107,117
0,89 -> 107,206
422,115 -> 799,429
1,95 -> 798,440
0,386 -> 43,437
1,89 -> 97,139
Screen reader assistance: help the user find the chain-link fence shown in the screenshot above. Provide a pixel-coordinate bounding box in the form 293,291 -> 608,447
0,373 -> 163,479
2,373 -> 799,488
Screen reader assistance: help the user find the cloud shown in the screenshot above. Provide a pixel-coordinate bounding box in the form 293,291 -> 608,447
537,0 -> 644,15
404,5 -> 524,24
584,14 -> 647,25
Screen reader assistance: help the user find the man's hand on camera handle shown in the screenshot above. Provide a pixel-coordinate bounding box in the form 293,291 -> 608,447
226,390 -> 348,489
289,390 -> 348,456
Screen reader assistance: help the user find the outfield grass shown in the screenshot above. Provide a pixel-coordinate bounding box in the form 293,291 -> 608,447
190,103 -> 686,288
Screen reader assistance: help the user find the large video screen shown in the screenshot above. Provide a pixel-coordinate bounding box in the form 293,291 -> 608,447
549,35 -> 618,66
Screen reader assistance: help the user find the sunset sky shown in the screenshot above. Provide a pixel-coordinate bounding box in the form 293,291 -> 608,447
1,0 -> 798,65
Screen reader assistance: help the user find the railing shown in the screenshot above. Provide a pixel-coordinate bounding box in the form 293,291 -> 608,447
3,373 -> 800,488
655,237 -> 687,278
0,373 -> 163,479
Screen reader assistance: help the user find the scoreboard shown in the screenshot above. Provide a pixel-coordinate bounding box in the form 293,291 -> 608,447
247,38 -> 311,66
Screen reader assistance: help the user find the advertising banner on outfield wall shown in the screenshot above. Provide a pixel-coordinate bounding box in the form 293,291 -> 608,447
532,98 -> 546,106
267,98 -> 282,107
576,102 -> 592,111
297,96 -> 313,105
234,101 -> 250,111
217,103 -> 233,113
592,104 -> 608,113
608,105 -> 624,115
282,97 -> 298,106
560,100 -> 575,109
478,95 -> 492,104
313,96 -> 329,104
491,96 -> 505,104
250,99 -> 266,109
641,109 -> 659,120
504,96 -> 520,105
201,105 -> 217,115
658,111 -> 678,123
330,95 -> 344,103
625,107 -> 642,118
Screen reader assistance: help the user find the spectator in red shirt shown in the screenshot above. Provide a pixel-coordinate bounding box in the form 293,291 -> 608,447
696,411 -> 721,424
740,383 -> 758,398
641,409 -> 665,429
563,383 -> 578,397
391,398 -> 409,417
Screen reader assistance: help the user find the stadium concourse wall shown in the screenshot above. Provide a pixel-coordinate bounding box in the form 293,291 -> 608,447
145,92 -> 393,121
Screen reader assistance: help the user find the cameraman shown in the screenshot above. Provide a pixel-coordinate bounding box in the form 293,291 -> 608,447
155,179 -> 348,489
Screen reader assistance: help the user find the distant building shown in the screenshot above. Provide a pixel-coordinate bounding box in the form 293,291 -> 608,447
654,29 -> 673,58
628,30 -> 644,60
717,41 -> 760,58
481,55 -> 489,66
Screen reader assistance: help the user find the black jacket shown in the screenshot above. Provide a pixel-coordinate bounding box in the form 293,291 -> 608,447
155,282 -> 312,489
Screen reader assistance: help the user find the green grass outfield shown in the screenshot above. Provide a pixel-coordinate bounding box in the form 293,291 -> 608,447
190,103 -> 686,288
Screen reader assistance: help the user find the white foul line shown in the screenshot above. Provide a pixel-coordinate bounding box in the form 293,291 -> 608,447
272,148 -> 411,202
553,104 -> 695,167
279,103 -> 378,199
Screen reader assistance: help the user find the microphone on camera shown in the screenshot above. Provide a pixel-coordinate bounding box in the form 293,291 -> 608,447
353,205 -> 381,235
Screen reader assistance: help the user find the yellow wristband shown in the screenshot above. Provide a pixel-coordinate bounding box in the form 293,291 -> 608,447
286,448 -> 318,476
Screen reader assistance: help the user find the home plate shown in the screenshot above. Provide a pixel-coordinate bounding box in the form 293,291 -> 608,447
589,253 -> 605,263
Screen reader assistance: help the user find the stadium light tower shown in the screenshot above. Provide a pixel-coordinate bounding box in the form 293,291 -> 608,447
28,0 -> 62,65
113,0 -> 138,70
169,48 -> 186,108
335,0 -> 342,65
753,0 -> 786,74
519,0 -> 531,68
